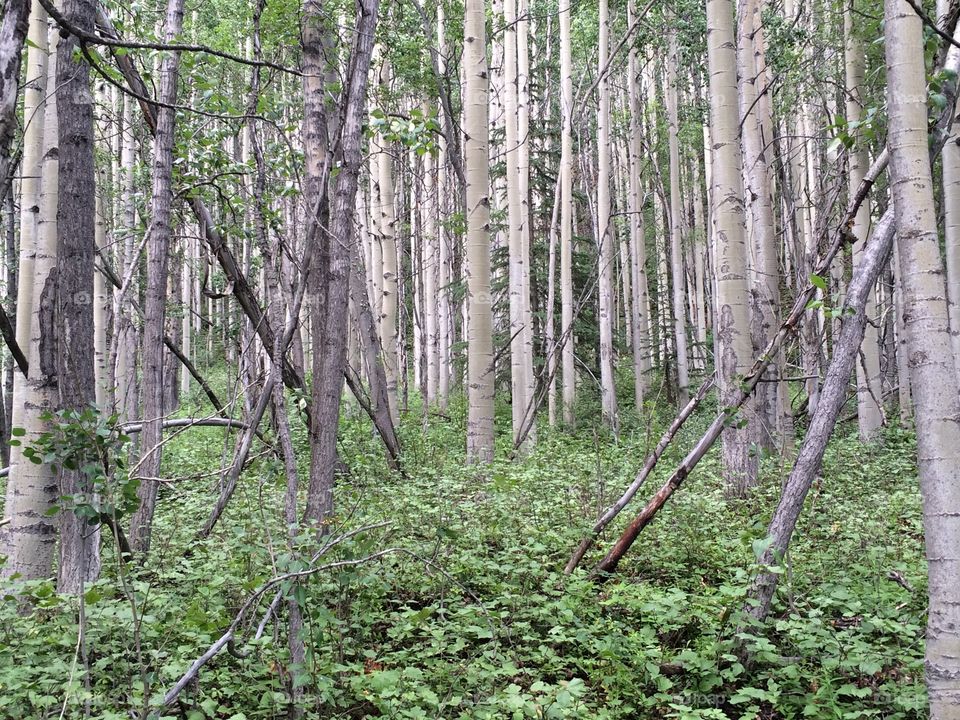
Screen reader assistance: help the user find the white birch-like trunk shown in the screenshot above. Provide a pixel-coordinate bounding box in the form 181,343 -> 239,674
884,1 -> 960,712
597,0 -> 618,430
845,1 -> 883,440
464,0 -> 495,462
706,0 -> 757,495
1,30 -> 58,582
559,0 -> 576,425
666,28 -> 690,404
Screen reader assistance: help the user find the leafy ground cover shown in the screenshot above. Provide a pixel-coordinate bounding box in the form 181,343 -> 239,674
0,381 -> 928,719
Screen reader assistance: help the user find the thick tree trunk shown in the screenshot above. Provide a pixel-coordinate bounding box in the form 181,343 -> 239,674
129,0 -> 185,553
0,28 -> 58,584
303,0 -> 380,527
707,0 -> 756,495
55,0 -> 100,593
464,0 -> 495,463
0,0 -> 29,193
884,2 -> 960,711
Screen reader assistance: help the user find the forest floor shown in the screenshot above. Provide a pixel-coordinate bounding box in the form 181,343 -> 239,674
0,373 -> 929,719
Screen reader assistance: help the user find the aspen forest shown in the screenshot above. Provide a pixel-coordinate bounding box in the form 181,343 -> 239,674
2,0 -> 960,715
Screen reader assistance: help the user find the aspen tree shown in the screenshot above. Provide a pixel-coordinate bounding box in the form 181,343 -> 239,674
129,0 -> 185,553
0,29 -> 58,583
517,0 -> 536,446
737,0 -> 780,445
941,0 -> 960,377
377,67 -> 399,423
844,0 -> 883,439
884,0 -> 960,710
706,0 -> 756,494
464,0 -> 495,462
597,0 -> 618,430
559,0 -> 576,425
436,4 -> 451,409
12,0 -> 46,359
666,27 -> 690,405
627,0 -> 651,410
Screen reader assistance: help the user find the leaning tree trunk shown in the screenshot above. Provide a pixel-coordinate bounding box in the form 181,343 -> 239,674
706,0 -> 756,496
129,0 -> 185,554
884,1 -> 960,712
744,7 -> 960,633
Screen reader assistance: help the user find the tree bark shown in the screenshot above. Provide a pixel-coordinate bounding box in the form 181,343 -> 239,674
0,27 -> 58,584
884,2 -> 960,711
304,0 -> 380,526
464,0 -> 495,463
129,0 -> 185,554
707,0 -> 756,496
596,0 -> 618,432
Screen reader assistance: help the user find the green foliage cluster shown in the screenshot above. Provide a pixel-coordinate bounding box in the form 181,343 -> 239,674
0,382 -> 928,719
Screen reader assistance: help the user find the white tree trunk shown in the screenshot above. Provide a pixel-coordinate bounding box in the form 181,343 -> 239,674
464,0 -> 495,462
706,0 -> 756,495
559,0 -> 576,425
1,29 -> 58,582
666,28 -> 690,405
845,0 -> 883,440
597,0 -> 618,430
885,1 -> 960,712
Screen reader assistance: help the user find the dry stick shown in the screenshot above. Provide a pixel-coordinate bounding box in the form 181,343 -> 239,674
120,418 -> 250,434
587,147 -> 890,577
91,6 -> 401,470
161,521 -> 392,708
564,375 -> 715,574
588,21 -> 960,577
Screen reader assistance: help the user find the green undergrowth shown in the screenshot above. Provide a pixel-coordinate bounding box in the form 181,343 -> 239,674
0,376 -> 928,719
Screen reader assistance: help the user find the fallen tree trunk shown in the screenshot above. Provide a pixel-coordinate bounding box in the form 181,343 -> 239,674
587,17 -> 960,578
565,376 -> 715,573
742,18 -> 960,623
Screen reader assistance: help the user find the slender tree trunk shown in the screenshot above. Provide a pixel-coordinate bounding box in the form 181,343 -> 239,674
706,0 -> 756,496
844,1 -> 883,440
737,0 -> 780,447
559,0 -> 575,425
129,0 -> 185,553
666,27 -> 690,405
941,0 -> 960,381
12,0 -> 44,357
464,0 -> 495,463
597,0 -> 618,431
884,3 -> 960,710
